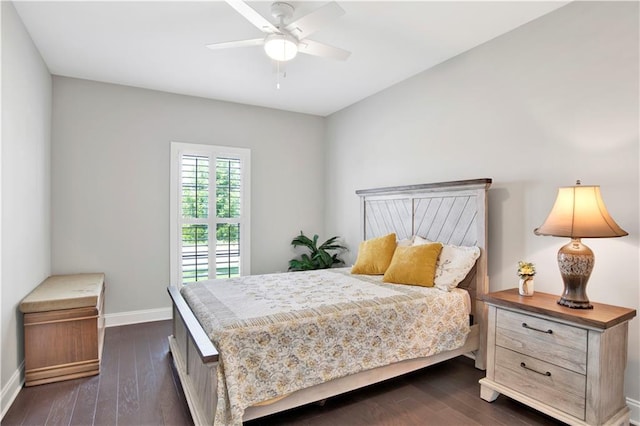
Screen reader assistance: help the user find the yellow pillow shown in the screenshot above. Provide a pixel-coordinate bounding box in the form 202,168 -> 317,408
351,233 -> 397,275
382,243 -> 443,287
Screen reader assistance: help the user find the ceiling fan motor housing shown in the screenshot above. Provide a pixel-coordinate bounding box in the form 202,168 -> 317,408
271,2 -> 294,22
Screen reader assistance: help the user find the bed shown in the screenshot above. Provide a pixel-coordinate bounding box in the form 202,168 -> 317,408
167,178 -> 492,425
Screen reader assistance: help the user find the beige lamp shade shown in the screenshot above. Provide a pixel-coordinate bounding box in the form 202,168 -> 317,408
534,184 -> 628,238
535,181 -> 627,309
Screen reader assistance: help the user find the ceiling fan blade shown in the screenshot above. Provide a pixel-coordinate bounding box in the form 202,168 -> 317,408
298,39 -> 350,61
206,38 -> 265,50
224,0 -> 279,34
285,2 -> 345,39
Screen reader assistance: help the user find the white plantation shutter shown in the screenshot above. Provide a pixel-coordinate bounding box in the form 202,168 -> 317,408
170,143 -> 251,286
215,157 -> 242,279
180,154 -> 210,282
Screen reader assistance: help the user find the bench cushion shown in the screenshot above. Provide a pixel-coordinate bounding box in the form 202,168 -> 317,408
20,273 -> 105,313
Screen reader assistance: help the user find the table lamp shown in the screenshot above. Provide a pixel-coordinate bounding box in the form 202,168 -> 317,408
534,181 -> 628,309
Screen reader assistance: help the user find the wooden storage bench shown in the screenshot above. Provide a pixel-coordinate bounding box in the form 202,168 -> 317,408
19,273 -> 105,386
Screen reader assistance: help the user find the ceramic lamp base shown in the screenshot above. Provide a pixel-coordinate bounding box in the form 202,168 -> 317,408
556,238 -> 594,309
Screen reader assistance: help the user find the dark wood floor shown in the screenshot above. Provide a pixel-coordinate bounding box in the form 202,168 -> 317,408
2,320 -> 563,426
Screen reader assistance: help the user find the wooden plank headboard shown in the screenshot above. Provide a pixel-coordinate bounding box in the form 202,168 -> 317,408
356,178 -> 492,367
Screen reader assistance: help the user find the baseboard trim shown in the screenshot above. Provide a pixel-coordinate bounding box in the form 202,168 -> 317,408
105,307 -> 172,327
629,397 -> 639,425
1,362 -> 24,420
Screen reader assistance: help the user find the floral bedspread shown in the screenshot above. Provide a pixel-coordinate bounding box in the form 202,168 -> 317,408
180,268 -> 471,425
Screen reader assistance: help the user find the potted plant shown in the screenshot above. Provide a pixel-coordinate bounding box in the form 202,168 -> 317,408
288,231 -> 346,271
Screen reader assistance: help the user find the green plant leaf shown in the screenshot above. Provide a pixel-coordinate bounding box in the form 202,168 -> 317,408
317,251 -> 333,268
291,232 -> 315,250
289,231 -> 346,271
319,236 -> 346,251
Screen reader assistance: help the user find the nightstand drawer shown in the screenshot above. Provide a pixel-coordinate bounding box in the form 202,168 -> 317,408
494,346 -> 586,420
496,308 -> 587,374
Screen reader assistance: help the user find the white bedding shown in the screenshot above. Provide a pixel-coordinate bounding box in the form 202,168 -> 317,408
181,267 -> 471,425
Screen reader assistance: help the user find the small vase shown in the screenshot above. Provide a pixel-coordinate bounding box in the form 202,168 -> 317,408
519,277 -> 534,296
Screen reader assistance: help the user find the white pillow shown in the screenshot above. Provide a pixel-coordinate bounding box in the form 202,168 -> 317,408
397,237 -> 414,247
413,236 -> 480,291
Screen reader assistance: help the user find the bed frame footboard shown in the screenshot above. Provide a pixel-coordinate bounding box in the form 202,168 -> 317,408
168,286 -> 219,425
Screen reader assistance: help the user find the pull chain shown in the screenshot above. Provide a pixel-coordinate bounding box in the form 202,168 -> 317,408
276,61 -> 287,90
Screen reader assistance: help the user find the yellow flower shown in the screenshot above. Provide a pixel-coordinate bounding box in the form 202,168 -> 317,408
517,261 -> 536,277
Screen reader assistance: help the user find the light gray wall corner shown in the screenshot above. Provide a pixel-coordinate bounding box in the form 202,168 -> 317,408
1,0 -> 52,411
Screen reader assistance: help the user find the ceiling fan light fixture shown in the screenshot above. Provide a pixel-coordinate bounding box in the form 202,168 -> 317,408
264,34 -> 298,61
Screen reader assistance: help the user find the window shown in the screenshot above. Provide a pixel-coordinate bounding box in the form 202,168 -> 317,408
170,142 -> 250,286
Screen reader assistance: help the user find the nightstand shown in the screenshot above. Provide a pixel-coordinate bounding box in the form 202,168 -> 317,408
479,289 -> 636,426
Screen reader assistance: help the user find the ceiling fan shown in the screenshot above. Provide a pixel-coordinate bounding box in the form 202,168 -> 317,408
206,0 -> 351,63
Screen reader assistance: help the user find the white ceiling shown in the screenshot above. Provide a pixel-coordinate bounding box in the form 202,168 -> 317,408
13,1 -> 569,116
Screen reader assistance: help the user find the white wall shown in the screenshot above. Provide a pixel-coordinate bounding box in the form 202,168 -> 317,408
51,77 -> 325,316
325,0 -> 639,407
1,0 -> 52,414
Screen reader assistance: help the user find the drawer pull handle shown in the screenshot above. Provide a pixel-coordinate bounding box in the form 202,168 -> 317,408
522,322 -> 553,334
520,362 -> 551,377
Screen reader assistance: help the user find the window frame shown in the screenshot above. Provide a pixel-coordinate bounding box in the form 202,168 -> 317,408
170,142 -> 251,288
